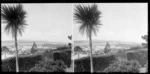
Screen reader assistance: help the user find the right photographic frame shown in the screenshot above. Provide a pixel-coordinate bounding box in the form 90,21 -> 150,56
73,3 -> 148,73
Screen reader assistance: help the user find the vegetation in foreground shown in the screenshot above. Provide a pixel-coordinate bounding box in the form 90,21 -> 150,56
29,59 -> 66,72
2,46 -> 71,72
103,59 -> 141,73
74,54 -> 116,72
74,47 -> 148,72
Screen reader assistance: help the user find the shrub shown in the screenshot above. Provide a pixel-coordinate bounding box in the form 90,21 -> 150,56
104,42 -> 111,54
2,49 -> 71,72
2,46 -> 9,52
2,54 -> 43,72
116,50 -> 127,60
127,51 -> 148,67
74,54 -> 117,72
31,42 -> 38,54
29,60 -> 66,72
129,46 -> 143,51
55,46 -> 70,51
42,50 -> 53,61
103,59 -> 141,73
53,50 -> 71,67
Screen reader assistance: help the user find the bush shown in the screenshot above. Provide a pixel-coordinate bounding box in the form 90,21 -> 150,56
116,50 -> 127,60
42,50 -> 53,61
103,59 -> 141,73
55,46 -> 70,51
2,55 -> 43,72
74,54 -> 117,72
2,49 -> 71,72
31,42 -> 38,54
127,51 -> 148,67
53,50 -> 71,67
129,46 -> 143,51
29,60 -> 66,72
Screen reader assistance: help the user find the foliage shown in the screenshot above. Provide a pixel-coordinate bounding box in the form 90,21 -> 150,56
116,50 -> 127,60
68,35 -> 72,40
74,46 -> 82,58
141,35 -> 148,48
103,59 -> 141,73
53,50 -> 71,67
74,46 -> 82,52
74,4 -> 102,37
68,43 -> 72,49
2,46 -> 9,52
129,46 -> 143,51
29,60 -> 66,72
141,35 -> 148,42
55,46 -> 70,51
127,51 -> 148,67
31,42 -> 38,54
42,50 -> 53,61
68,35 -> 72,49
104,42 -> 111,54
142,43 -> 147,48
74,54 -> 116,72
1,4 -> 27,37
2,55 -> 42,72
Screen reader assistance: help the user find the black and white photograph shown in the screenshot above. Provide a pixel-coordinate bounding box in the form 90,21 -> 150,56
73,3 -> 148,73
1,2 -> 148,73
1,4 -> 73,72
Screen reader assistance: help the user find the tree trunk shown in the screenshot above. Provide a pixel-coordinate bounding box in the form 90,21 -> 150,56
89,32 -> 93,73
14,33 -> 19,72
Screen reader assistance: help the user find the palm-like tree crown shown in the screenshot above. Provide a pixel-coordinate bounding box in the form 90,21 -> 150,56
74,46 -> 82,52
1,4 -> 27,38
74,4 -> 102,37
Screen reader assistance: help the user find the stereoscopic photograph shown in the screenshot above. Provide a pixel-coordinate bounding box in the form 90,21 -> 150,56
1,3 -> 148,73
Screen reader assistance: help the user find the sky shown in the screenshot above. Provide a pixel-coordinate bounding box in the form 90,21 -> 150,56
1,4 -> 73,43
74,3 -> 148,43
1,3 -> 148,43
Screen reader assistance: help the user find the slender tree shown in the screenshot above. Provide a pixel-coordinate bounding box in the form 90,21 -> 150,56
2,46 -> 9,58
1,4 -> 27,72
74,46 -> 82,58
104,42 -> 111,55
31,42 -> 38,54
74,4 -> 102,72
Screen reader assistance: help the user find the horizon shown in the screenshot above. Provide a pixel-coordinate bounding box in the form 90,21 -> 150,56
2,39 -> 142,44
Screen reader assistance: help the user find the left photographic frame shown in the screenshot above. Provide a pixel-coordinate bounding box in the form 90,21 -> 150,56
1,3 -> 73,72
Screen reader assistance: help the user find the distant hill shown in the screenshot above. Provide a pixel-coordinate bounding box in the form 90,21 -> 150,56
2,40 -> 66,44
74,40 -> 141,47
1,40 -> 67,47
